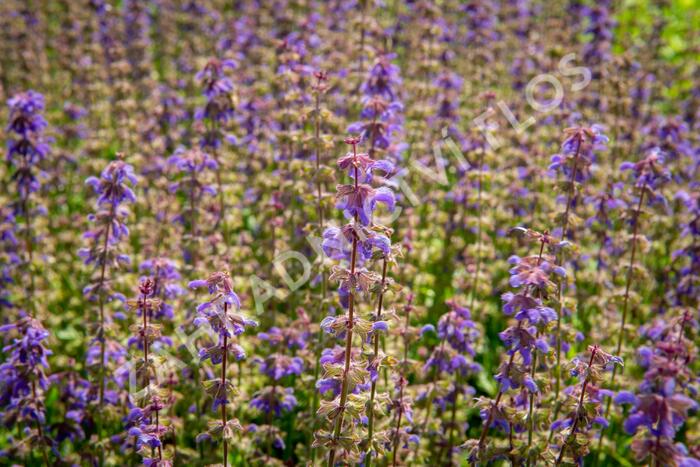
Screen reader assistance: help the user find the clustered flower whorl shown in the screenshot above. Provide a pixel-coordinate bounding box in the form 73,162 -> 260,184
614,312 -> 698,466
0,317 -> 53,459
6,91 -> 50,197
349,55 -> 405,162
189,270 -> 256,465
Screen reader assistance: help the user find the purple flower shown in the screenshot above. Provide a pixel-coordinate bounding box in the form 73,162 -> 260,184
619,148 -> 671,205
0,317 -> 51,428
549,125 -> 608,183
250,387 -> 297,416
190,271 -> 255,337
349,55 -> 405,162
196,58 -> 237,150
6,91 -> 50,169
254,354 -> 304,381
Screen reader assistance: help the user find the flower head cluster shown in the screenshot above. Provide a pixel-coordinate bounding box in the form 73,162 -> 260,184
495,237 -> 562,389
471,229 -> 562,463
0,317 -> 52,450
330,142 -> 395,227
125,278 -> 163,358
139,257 -> 184,321
551,346 -> 623,464
250,386 -> 298,417
168,147 -> 218,198
674,190 -> 700,305
581,2 -> 614,76
549,125 -> 608,183
642,116 -> 693,165
614,312 -> 698,466
123,392 -> 171,466
61,102 -> 89,143
6,91 -> 50,197
422,300 -> 481,376
349,55 -> 405,160
48,367 -> 91,444
462,1 -> 499,50
189,271 -> 256,339
80,159 -> 137,287
249,327 -> 302,421
190,271 -> 253,456
196,58 -> 237,150
620,148 -> 671,205
257,317 -> 311,351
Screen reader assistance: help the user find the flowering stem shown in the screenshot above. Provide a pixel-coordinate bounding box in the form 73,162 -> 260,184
614,187 -> 645,356
445,372 -> 461,463
595,186 -> 646,463
266,385 -> 276,458
221,322 -> 228,467
478,346 -> 515,451
561,136 -> 582,240
391,380 -> 405,467
555,346 -> 598,466
327,143 -> 361,467
357,0 -> 367,90
478,387 -> 505,448
156,403 -> 162,460
326,237 -> 357,467
414,314 -> 453,456
469,149 -> 485,311
141,293 -> 149,387
208,117 -> 226,234
310,340 -> 323,463
31,380 -> 50,466
554,135 -> 582,407
19,169 -> 36,315
606,187 -> 645,400
314,72 -> 325,197
478,322 -> 523,451
97,201 -> 115,407
188,169 -> 199,267
365,256 -> 388,467
395,301 -> 412,462
222,302 -> 229,467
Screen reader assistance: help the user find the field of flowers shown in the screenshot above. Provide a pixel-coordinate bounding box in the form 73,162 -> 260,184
1,0 -> 699,465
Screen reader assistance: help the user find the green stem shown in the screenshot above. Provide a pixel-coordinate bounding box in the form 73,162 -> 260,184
365,257 -> 389,467
327,144 -> 361,467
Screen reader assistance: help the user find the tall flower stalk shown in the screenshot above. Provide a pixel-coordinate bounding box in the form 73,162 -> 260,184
389,296 -> 415,465
195,58 -> 236,231
314,135 -> 395,466
0,317 -> 52,464
323,136 -> 363,467
596,149 -> 670,458
125,278 -> 170,465
80,156 -> 137,406
365,235 -> 402,466
167,147 -> 218,267
5,90 -> 50,313
551,345 -> 622,465
190,272 -> 256,467
613,311 -> 697,466
549,125 -> 608,405
471,228 -> 560,464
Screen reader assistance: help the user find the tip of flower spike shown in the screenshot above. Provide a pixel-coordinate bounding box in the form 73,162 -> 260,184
344,135 -> 361,145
